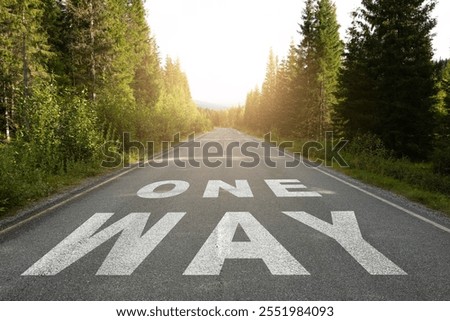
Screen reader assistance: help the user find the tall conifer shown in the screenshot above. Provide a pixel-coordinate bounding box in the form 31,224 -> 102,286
336,0 -> 437,159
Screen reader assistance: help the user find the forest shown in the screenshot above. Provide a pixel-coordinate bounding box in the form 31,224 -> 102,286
1,0 -> 450,215
0,0 -> 211,214
213,0 -> 450,214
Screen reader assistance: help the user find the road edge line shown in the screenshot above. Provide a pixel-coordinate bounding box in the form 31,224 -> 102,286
239,129 -> 450,234
0,131 -> 210,236
0,167 -> 137,236
312,166 -> 450,234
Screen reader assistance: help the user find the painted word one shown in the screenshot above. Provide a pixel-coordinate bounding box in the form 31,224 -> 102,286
137,179 -> 322,199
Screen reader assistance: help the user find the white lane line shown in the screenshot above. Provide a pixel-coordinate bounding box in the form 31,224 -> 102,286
0,167 -> 138,236
312,166 -> 450,234
260,136 -> 450,234
238,130 -> 450,234
0,132 -> 211,236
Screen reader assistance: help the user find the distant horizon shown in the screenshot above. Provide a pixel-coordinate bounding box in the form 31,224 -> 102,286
194,99 -> 242,110
146,0 -> 450,107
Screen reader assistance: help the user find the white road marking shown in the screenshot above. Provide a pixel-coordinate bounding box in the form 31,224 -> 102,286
203,180 -> 254,198
137,180 -> 190,199
0,167 -> 138,236
270,143 -> 450,234
22,212 -> 185,276
283,211 -> 407,275
312,167 -> 450,234
265,179 -> 322,197
183,212 -> 309,275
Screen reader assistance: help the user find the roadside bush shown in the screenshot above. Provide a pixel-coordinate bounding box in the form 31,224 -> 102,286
344,133 -> 392,171
341,133 -> 450,197
17,83 -> 104,174
0,82 -> 106,215
432,140 -> 450,176
0,143 -> 49,214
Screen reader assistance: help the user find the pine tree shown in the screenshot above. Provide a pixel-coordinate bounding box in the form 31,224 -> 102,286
336,0 -> 437,159
296,0 -> 342,139
0,0 -> 51,138
64,0 -> 113,101
315,0 -> 343,138
296,0 -> 319,139
260,49 -> 278,131
274,42 -> 299,135
444,60 -> 450,115
244,87 -> 261,131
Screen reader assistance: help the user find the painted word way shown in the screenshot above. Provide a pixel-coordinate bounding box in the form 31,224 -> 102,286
23,211 -> 406,276
22,179 -> 406,277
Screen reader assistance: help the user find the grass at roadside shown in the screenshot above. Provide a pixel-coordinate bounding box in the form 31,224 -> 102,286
0,153 -> 110,219
294,135 -> 450,216
333,166 -> 450,214
241,128 -> 450,217
0,132 -> 204,220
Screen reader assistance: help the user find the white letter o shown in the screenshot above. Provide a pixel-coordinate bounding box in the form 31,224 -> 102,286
137,180 -> 190,199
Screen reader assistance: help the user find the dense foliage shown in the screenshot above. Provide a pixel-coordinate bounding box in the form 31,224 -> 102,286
0,0 -> 211,213
242,0 -> 448,165
335,0 -> 437,160
244,0 -> 343,140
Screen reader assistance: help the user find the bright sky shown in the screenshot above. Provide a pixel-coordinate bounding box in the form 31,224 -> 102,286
145,0 -> 450,107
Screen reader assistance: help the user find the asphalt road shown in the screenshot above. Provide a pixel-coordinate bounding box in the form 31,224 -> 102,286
1,128 -> 449,300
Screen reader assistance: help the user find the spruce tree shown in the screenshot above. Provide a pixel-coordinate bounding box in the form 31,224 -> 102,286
260,49 -> 278,132
336,0 -> 437,159
297,0 -> 319,139
275,42 -> 299,135
64,0 -> 113,101
296,0 -> 342,139
315,0 -> 343,138
334,11 -> 379,137
0,0 -> 51,137
244,87 -> 261,131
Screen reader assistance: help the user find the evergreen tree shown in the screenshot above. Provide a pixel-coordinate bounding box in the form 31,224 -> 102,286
296,0 -> 342,139
334,11 -> 379,137
444,60 -> 450,114
244,87 -> 261,131
296,0 -> 319,138
260,49 -> 278,131
0,0 -> 51,138
336,0 -> 437,159
0,0 -> 21,140
274,43 -> 299,135
315,0 -> 343,137
65,0 -> 111,100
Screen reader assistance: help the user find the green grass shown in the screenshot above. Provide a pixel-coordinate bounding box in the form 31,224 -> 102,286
334,165 -> 450,215
0,158 -> 110,219
290,137 -> 450,217
0,132 -> 201,219
242,129 -> 450,217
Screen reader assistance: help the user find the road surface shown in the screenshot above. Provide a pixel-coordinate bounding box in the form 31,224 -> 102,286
0,128 -> 449,300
